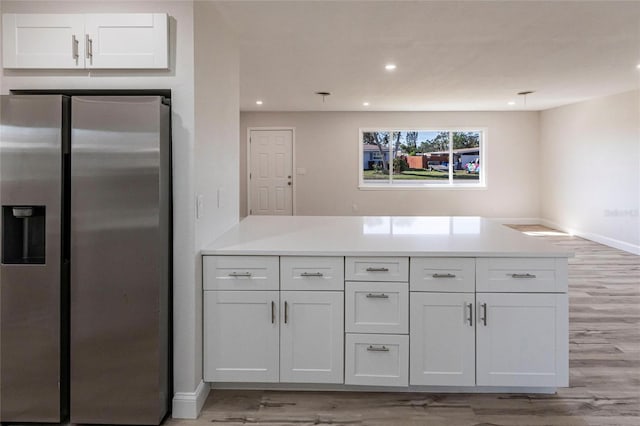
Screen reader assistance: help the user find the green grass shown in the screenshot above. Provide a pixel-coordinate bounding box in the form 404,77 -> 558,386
363,169 -> 479,181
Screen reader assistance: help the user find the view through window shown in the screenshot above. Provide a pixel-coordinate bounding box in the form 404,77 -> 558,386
361,129 -> 484,187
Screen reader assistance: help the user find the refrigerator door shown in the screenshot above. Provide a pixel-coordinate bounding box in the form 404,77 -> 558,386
70,96 -> 170,425
0,95 -> 65,422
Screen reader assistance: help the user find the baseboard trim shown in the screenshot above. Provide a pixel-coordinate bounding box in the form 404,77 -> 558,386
539,219 -> 640,255
171,380 -> 210,419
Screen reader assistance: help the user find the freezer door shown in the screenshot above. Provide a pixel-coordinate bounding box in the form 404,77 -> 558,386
0,95 -> 64,422
70,96 -> 170,425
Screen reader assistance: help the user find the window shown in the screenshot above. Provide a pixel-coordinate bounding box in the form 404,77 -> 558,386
360,129 -> 485,188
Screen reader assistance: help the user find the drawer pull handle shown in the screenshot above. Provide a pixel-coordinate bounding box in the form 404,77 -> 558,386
228,272 -> 252,277
366,293 -> 389,299
284,301 -> 289,324
72,35 -> 79,60
271,301 -> 275,324
367,345 -> 390,352
433,273 -> 456,278
511,273 -> 537,279
366,267 -> 389,272
300,272 -> 324,277
480,303 -> 488,326
467,302 -> 473,326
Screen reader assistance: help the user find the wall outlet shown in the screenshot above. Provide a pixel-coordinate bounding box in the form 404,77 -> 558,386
352,203 -> 358,212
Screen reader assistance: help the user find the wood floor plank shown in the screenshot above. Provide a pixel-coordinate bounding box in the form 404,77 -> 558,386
165,225 -> 640,425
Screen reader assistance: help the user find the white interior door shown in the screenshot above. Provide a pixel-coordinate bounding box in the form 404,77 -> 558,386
249,130 -> 293,215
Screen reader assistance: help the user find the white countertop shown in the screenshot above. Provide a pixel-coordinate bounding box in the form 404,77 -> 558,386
202,216 -> 572,258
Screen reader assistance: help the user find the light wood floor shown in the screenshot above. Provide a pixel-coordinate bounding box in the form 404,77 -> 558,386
168,226 -> 640,426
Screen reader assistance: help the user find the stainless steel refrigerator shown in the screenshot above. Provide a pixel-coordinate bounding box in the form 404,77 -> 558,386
0,94 -> 171,424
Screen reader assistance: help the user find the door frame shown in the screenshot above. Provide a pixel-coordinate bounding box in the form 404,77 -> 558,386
247,127 -> 297,216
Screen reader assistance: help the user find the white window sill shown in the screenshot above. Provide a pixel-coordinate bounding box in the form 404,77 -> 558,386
359,183 -> 487,191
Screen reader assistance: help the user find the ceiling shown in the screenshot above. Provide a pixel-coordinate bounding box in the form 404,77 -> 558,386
215,1 -> 640,112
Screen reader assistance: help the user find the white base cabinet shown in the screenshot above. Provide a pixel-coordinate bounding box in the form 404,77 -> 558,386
476,292 -> 569,387
280,291 -> 344,384
203,254 -> 569,392
410,292 -> 476,386
204,290 -> 279,383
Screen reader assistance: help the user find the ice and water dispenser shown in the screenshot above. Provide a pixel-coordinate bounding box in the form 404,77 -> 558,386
2,206 -> 46,264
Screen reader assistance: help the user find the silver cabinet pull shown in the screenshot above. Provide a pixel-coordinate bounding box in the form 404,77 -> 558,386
433,273 -> 456,278
284,301 -> 289,324
479,303 -> 487,326
467,303 -> 473,326
366,267 -> 389,272
511,273 -> 537,279
72,35 -> 79,60
367,345 -> 389,352
86,34 -> 93,59
271,301 -> 275,324
366,293 -> 389,299
228,272 -> 252,277
300,272 -> 323,277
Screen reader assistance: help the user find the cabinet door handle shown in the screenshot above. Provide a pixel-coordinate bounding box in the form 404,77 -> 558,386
367,345 -> 389,352
86,34 -> 93,59
366,267 -> 389,272
511,273 -> 537,279
300,272 -> 323,277
479,303 -> 487,326
284,301 -> 288,324
72,35 -> 79,60
467,303 -> 473,326
366,293 -> 389,299
228,272 -> 252,277
271,301 -> 275,324
433,273 -> 456,278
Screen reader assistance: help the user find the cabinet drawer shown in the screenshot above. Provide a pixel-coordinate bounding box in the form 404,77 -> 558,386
203,256 -> 279,290
280,256 -> 344,291
346,282 -> 408,334
345,334 -> 409,387
345,257 -> 408,282
410,258 -> 475,292
476,258 -> 568,293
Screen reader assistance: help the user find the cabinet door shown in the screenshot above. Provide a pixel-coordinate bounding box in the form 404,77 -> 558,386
280,291 -> 344,383
2,14 -> 85,69
476,293 -> 569,387
204,291 -> 279,382
410,292 -> 475,386
84,13 -> 168,69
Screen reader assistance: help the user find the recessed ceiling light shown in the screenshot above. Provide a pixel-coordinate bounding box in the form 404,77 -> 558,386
636,64 -> 640,69
256,100 -> 263,105
363,102 -> 370,106
385,64 -> 396,71
507,101 -> 516,106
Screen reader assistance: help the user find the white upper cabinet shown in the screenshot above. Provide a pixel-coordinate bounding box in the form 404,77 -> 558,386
84,13 -> 168,69
2,14 -> 85,69
2,13 -> 168,69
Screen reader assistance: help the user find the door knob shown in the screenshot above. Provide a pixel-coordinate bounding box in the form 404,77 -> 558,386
288,182 -> 292,186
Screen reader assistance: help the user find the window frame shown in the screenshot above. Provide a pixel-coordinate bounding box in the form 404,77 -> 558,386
358,127 -> 488,190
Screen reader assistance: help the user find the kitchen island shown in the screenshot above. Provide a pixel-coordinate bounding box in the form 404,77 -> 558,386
202,216 -> 571,393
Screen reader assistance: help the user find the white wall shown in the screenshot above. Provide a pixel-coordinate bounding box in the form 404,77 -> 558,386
192,0 -> 240,412
1,0 -> 240,418
540,90 -> 640,254
240,111 -> 541,219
